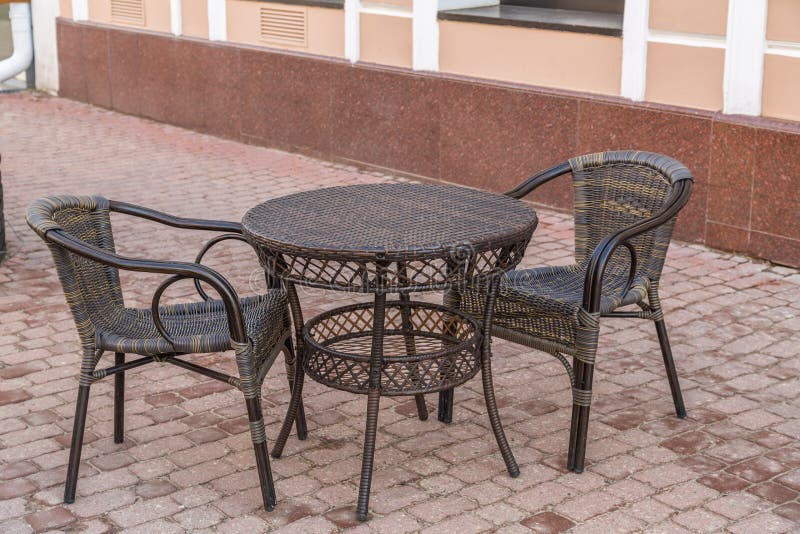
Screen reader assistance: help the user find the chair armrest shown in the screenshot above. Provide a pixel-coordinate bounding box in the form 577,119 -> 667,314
109,200 -> 259,304
44,228 -> 248,344
581,180 -> 693,313
109,200 -> 242,233
504,162 -> 572,199
192,233 -> 265,301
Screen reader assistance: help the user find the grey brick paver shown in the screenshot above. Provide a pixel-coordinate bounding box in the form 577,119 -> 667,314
1,93 -> 799,531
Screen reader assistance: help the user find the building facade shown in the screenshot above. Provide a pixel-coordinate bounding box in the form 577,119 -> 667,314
48,0 -> 800,266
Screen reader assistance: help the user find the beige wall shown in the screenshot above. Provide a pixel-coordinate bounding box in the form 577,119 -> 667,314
762,55 -> 800,122
365,0 -> 412,8
226,0 -> 344,58
88,0 -> 171,33
649,0 -> 728,36
60,0 -> 72,19
767,0 -> 800,42
359,13 -> 412,69
645,43 -> 724,111
763,0 -> 800,122
439,21 -> 621,96
182,0 -> 209,39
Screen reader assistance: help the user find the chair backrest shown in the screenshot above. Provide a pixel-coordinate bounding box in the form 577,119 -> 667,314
27,195 -> 124,349
569,151 -> 693,282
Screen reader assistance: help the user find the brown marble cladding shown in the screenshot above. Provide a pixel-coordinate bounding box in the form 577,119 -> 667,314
240,49 -> 340,154
56,19 -> 800,267
439,80 -> 578,208
56,20 -> 87,103
108,30 -> 141,116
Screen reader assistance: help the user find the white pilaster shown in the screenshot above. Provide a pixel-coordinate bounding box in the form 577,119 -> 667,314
620,0 -> 649,101
170,0 -> 183,36
723,0 -> 768,116
72,0 -> 89,21
32,0 -> 60,92
345,0 -> 360,63
412,0 -> 438,71
208,0 -> 227,41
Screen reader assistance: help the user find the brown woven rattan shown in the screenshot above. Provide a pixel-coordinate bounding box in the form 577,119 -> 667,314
27,195 -> 308,512
241,183 -> 537,292
448,151 -> 694,474
243,183 -> 537,521
304,300 -> 481,395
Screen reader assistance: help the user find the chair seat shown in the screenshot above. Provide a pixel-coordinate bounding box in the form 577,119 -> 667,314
455,264 -> 649,349
96,291 -> 289,357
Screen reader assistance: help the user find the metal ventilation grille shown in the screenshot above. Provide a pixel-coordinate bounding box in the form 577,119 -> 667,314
260,6 -> 308,47
111,0 -> 145,26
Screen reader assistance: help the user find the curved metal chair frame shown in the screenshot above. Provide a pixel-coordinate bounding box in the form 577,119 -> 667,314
448,151 -> 694,473
27,196 -> 307,511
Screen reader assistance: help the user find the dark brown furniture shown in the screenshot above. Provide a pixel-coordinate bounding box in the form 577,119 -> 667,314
449,151 -> 694,473
241,182 -> 537,520
27,195 -> 307,512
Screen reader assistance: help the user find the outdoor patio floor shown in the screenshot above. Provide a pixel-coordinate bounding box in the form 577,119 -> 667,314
1,93 -> 799,533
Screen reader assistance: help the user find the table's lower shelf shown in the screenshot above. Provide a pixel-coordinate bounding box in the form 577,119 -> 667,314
303,300 -> 482,395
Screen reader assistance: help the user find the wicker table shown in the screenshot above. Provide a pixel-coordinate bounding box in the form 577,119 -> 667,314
242,182 -> 537,520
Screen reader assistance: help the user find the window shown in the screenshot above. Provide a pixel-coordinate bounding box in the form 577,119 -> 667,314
500,0 -> 624,15
439,0 -> 624,36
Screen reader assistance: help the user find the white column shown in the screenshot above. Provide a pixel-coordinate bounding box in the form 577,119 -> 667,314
208,0 -> 227,41
72,0 -> 89,21
345,0 -> 360,63
32,0 -> 61,93
412,0 -> 438,71
723,0 -> 768,116
620,0 -> 649,101
170,0 -> 183,36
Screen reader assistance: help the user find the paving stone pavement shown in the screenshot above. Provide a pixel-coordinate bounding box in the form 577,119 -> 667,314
0,92 -> 799,533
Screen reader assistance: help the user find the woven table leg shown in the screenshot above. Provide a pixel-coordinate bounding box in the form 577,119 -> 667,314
481,276 -> 519,478
273,283 -> 307,458
438,389 -> 454,423
283,337 -> 309,439
398,290 -> 428,421
356,291 -> 387,521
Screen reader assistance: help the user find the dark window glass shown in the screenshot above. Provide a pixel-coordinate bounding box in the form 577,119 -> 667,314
500,0 -> 624,14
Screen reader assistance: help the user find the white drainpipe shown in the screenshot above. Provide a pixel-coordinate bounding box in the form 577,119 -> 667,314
0,2 -> 34,84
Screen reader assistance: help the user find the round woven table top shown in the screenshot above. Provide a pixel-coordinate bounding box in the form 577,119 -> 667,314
243,183 -> 536,258
242,183 -> 537,291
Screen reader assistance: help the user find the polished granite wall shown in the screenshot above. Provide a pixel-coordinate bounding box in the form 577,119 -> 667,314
57,19 -> 800,267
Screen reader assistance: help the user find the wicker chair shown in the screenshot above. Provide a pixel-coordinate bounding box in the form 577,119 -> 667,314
27,195 -> 308,511
446,151 -> 693,473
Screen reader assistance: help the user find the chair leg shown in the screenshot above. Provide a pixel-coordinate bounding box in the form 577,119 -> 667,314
113,353 -> 125,444
64,384 -> 91,504
567,310 -> 600,474
567,371 -> 581,472
283,337 -> 308,439
244,397 -> 277,511
655,316 -> 687,418
567,358 -> 595,474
